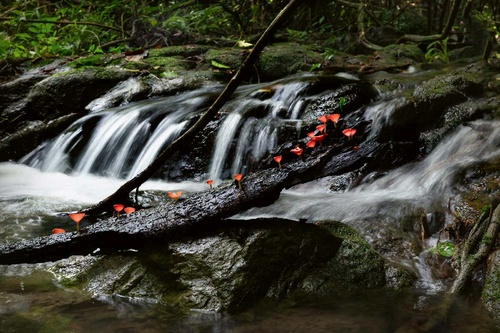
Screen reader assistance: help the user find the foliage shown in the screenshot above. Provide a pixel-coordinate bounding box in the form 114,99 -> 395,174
431,241 -> 456,258
0,0 -> 498,62
425,38 -> 449,64
0,1 -> 128,60
309,48 -> 335,71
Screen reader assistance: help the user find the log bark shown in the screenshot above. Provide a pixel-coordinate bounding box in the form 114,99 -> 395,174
84,0 -> 305,216
0,141 -> 383,264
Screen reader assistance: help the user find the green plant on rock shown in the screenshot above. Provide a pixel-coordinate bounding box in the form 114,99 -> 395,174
431,241 -> 456,257
425,38 -> 449,64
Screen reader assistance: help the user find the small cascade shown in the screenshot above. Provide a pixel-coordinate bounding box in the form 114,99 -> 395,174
21,88 -> 219,179
234,120 -> 499,291
207,80 -> 313,182
22,75 -> 320,182
363,96 -> 407,140
238,120 -> 499,222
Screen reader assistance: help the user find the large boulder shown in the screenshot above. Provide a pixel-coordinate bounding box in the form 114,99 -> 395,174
374,71 -> 483,142
48,219 -> 415,313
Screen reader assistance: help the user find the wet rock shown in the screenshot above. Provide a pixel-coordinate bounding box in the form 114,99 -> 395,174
49,218 -> 414,313
26,67 -> 136,121
85,74 -> 214,112
0,73 -> 48,116
303,80 -> 379,121
419,100 -> 484,154
375,72 -> 483,142
0,114 -> 80,161
300,220 -> 416,295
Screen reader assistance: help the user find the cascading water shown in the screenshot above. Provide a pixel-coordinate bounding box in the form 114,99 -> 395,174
21,88 -> 219,178
1,70 -> 499,332
21,75 -> 318,182
236,120 -> 499,222
207,81 -> 312,182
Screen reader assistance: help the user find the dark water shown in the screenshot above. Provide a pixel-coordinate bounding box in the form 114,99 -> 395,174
1,269 -> 498,333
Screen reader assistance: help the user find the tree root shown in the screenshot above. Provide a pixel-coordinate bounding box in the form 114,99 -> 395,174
415,199 -> 500,332
451,198 -> 500,294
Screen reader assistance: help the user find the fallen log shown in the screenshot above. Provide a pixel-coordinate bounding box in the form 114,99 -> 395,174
0,141 -> 383,265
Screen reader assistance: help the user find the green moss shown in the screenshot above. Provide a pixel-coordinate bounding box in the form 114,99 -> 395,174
123,60 -> 151,70
481,235 -> 493,246
256,43 -> 322,81
67,54 -> 106,68
148,45 -> 210,57
144,56 -> 189,70
318,220 -> 368,244
304,220 -> 388,294
482,252 -> 500,321
381,44 -> 425,63
205,48 -> 246,69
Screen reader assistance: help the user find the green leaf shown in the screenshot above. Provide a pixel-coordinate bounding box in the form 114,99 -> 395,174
309,63 -> 321,72
211,59 -> 231,69
431,241 -> 456,257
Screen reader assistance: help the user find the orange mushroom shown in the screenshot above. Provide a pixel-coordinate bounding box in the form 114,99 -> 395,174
69,212 -> 85,233
234,174 -> 243,189
113,204 -> 124,218
273,155 -> 282,169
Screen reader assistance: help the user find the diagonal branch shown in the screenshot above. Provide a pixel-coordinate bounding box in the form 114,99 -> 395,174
83,0 -> 306,216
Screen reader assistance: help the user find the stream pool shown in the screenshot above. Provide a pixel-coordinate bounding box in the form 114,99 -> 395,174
1,270 -> 498,333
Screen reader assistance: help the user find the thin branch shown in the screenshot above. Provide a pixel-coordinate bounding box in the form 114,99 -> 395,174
84,0 -> 306,215
397,0 -> 463,43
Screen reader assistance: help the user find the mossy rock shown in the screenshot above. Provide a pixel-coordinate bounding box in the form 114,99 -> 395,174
375,72 -> 483,141
66,54 -> 108,68
148,45 -> 210,57
49,218 -> 414,314
299,220 -> 415,295
144,55 -> 191,71
0,114 -> 80,162
26,67 -> 136,120
256,43 -> 322,81
205,47 -> 247,70
378,44 -> 425,64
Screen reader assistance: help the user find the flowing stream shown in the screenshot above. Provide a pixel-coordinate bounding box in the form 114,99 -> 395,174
1,72 -> 499,332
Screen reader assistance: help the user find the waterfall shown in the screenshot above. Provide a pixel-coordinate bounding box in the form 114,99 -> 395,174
22,75 -> 317,182
207,80 -> 313,182
21,88 -> 219,179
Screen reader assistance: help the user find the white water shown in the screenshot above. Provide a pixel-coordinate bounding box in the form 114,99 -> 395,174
22,75 -> 321,183
3,70 -> 499,294
0,162 -> 205,243
237,120 -> 500,223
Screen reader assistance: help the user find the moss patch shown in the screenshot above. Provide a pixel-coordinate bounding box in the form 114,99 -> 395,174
148,45 -> 210,57
67,54 -> 107,68
256,43 -> 322,81
298,220 -> 392,296
205,48 -> 247,69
